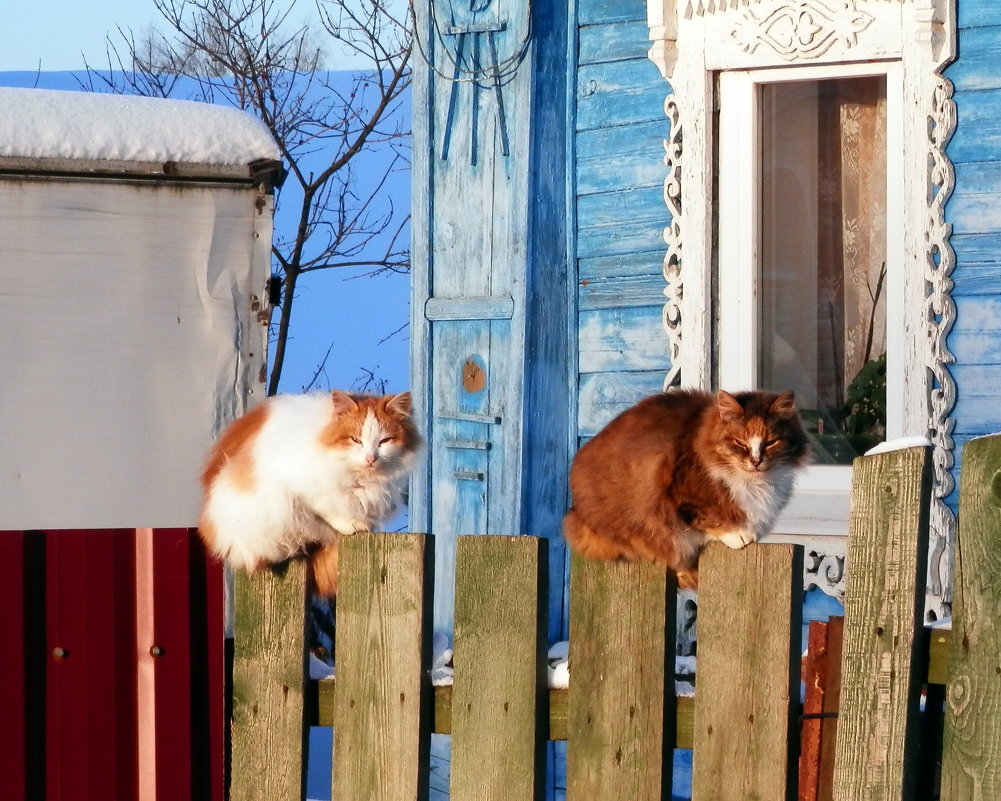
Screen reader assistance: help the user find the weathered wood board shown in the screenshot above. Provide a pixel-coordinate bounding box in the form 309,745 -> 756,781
332,533 -> 432,801
566,554 -> 673,801
941,434 -> 1001,801
692,542 -> 803,801
451,536 -> 546,801
230,563 -> 308,801
833,447 -> 932,801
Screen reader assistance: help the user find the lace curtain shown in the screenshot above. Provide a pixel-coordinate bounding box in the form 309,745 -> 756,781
816,78 -> 887,408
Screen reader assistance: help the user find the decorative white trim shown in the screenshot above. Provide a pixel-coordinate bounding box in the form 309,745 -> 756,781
924,72 -> 958,623
731,1 -> 875,60
805,550 -> 847,601
647,0 -> 958,618
661,95 -> 683,390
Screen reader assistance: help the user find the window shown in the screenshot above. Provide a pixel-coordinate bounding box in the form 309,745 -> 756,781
646,0 -> 958,612
718,63 -> 903,537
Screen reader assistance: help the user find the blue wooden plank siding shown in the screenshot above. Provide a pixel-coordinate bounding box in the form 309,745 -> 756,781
574,1 -> 670,439
944,2 -> 1001,497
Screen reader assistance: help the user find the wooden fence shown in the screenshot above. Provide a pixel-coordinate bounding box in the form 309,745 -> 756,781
229,436 -> 1001,801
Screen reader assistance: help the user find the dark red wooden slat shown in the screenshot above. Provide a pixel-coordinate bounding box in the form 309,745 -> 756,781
140,527 -> 225,801
800,621 -> 830,801
46,529 -> 138,801
146,528 -> 194,801
189,529 -> 227,801
0,532 -> 30,801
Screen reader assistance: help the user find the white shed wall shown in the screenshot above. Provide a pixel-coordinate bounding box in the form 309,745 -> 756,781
0,177 -> 271,529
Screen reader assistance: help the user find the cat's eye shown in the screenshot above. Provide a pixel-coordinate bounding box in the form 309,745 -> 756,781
763,438 -> 781,450
379,437 -> 395,446
730,438 -> 748,452
350,436 -> 362,444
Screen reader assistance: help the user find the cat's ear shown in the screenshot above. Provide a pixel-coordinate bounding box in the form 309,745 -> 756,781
716,390 -> 744,422
770,391 -> 797,420
330,390 -> 359,416
385,392 -> 413,418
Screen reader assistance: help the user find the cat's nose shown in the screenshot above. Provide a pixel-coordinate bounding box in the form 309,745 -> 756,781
366,454 -> 378,466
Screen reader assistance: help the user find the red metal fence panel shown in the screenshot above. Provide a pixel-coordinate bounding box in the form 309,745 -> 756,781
0,528 -> 224,801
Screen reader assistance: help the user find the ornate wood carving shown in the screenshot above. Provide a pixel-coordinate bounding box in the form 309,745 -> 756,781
804,550 -> 847,601
924,72 -> 958,623
732,1 -> 875,59
661,96 -> 683,390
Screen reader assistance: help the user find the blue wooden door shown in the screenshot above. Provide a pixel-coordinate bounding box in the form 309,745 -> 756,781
411,0 -> 571,636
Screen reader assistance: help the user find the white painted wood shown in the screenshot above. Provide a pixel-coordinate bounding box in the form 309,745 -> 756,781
702,2 -> 904,71
884,61 -> 907,441
717,70 -> 759,392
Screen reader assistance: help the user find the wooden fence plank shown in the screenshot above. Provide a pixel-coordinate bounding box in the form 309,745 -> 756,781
566,554 -> 672,801
692,542 -> 803,801
451,535 -> 546,801
333,533 -> 432,801
832,446 -> 932,801
942,433 -> 1001,800
230,561 -> 308,801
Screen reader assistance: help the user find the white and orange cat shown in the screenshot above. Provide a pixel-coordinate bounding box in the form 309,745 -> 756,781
564,389 -> 810,587
199,390 -> 421,596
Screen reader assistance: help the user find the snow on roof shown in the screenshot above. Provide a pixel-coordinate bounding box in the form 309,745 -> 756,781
0,86 -> 280,166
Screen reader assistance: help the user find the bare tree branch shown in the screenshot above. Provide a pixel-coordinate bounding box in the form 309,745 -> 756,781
82,0 -> 411,395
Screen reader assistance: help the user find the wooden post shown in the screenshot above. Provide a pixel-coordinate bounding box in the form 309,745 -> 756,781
941,433 -> 1001,800
692,542 -> 803,801
832,446 -> 932,801
451,535 -> 547,801
333,533 -> 433,801
566,554 -> 673,801
230,562 -> 309,801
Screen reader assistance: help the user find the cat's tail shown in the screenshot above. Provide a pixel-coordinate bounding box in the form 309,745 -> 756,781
562,508 -> 633,561
563,508 -> 701,589
311,543 -> 339,597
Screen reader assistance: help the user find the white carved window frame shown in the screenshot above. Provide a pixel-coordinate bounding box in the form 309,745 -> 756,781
646,0 -> 957,619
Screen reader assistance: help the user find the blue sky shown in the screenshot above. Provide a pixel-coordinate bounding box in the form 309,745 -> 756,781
1,1 -> 162,71
1,2 -> 412,397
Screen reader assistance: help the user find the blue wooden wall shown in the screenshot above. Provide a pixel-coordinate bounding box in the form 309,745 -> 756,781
411,0 -> 574,643
411,0 -> 670,649
573,0 -> 670,440
944,2 -> 1001,497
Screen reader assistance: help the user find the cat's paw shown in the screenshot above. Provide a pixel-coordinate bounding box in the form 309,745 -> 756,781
323,516 -> 371,535
717,529 -> 757,549
346,518 -> 372,534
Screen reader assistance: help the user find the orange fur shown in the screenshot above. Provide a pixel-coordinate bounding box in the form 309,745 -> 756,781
311,544 -> 340,596
563,389 -> 809,587
200,403 -> 270,492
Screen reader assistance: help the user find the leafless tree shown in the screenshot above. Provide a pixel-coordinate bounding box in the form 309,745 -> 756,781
82,0 -> 411,394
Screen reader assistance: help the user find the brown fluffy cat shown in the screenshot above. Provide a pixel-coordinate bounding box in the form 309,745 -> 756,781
199,390 -> 421,596
563,389 -> 809,587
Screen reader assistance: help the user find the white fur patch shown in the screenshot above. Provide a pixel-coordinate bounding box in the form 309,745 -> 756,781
202,393 -> 417,571
715,463 -> 798,539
